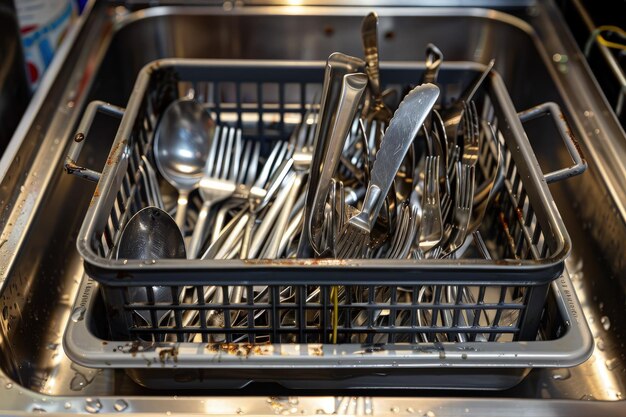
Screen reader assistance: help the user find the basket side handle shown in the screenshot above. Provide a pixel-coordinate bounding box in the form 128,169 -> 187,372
64,100 -> 125,182
518,102 -> 587,184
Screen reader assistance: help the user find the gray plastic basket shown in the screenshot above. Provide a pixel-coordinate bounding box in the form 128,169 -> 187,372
64,60 -> 592,389
66,60 -> 585,354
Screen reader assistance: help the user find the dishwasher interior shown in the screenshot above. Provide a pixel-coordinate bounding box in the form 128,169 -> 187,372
0,1 -> 625,414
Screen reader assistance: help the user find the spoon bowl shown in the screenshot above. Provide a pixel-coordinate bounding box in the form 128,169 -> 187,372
117,207 -> 186,326
117,206 -> 187,260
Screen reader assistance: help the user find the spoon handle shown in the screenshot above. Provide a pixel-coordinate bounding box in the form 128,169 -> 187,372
188,200 -> 213,259
174,189 -> 190,233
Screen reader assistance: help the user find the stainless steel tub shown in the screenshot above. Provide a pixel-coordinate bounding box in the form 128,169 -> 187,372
0,2 -> 625,415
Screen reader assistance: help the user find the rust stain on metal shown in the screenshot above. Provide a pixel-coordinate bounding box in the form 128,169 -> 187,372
206,342 -> 272,357
106,139 -> 128,166
158,346 -> 179,363
558,113 -> 587,166
310,345 -> 324,356
498,212 -> 520,260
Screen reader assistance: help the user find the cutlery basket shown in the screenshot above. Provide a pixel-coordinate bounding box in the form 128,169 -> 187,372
65,59 -> 589,383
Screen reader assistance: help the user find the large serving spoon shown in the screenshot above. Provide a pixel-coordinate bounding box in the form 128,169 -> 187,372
117,207 -> 186,325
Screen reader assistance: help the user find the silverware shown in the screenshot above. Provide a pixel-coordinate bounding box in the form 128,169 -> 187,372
442,162 -> 475,257
442,59 -> 495,143
421,43 -> 444,85
187,125 -> 242,259
299,53 -> 365,257
308,72 -> 368,254
415,156 -> 443,257
116,207 -> 186,326
361,12 -> 393,122
336,83 -> 440,258
153,99 -> 216,230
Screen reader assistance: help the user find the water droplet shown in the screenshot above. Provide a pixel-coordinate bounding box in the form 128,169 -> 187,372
390,407 -> 399,414
20,186 -> 25,193
552,368 -> 571,380
71,306 -> 86,322
236,408 -> 244,414
601,316 -> 611,331
616,392 -> 623,400
85,398 -> 102,413
46,343 -> 58,351
579,394 -> 595,401
70,373 -> 88,391
122,259 -> 128,265
5,382 -> 13,389
596,337 -> 606,351
605,357 -> 619,371
114,400 -> 128,412
64,402 -> 72,409
32,406 -> 46,413
424,411 -> 436,417
166,412 -> 171,416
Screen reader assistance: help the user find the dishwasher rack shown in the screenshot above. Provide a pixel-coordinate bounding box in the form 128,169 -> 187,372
66,60 -> 585,343
62,59 -> 590,389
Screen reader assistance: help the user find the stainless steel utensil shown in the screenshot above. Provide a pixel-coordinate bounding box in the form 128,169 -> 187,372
336,83 -> 440,258
153,99 -> 216,230
299,52 -> 365,257
116,206 -> 186,325
187,125 -> 242,258
442,59 -> 495,142
308,72 -> 368,254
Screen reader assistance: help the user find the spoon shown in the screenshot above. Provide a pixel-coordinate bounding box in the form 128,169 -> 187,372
117,207 -> 186,325
154,98 -> 216,231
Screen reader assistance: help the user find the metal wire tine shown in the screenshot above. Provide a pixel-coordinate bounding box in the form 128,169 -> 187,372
253,140 -> 283,188
214,124 -> 229,178
205,125 -> 221,177
246,141 -> 261,187
237,139 -> 253,185
335,224 -> 368,259
229,128 -> 242,182
220,126 -> 235,180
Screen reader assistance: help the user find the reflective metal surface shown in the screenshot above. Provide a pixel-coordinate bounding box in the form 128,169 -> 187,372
0,1 -> 625,415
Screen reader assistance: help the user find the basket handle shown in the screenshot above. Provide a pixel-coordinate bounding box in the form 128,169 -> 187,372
64,100 -> 125,182
518,102 -> 587,184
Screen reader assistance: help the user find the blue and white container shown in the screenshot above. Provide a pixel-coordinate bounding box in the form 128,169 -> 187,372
15,0 -> 75,89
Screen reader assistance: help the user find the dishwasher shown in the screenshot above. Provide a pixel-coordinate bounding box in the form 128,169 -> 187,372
0,1 -> 625,416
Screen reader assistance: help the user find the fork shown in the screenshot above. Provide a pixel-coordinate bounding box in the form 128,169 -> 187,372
336,84 -> 440,259
414,155 -> 443,258
442,161 -> 475,257
261,104 -> 319,258
187,125 -> 242,259
461,100 -> 481,168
